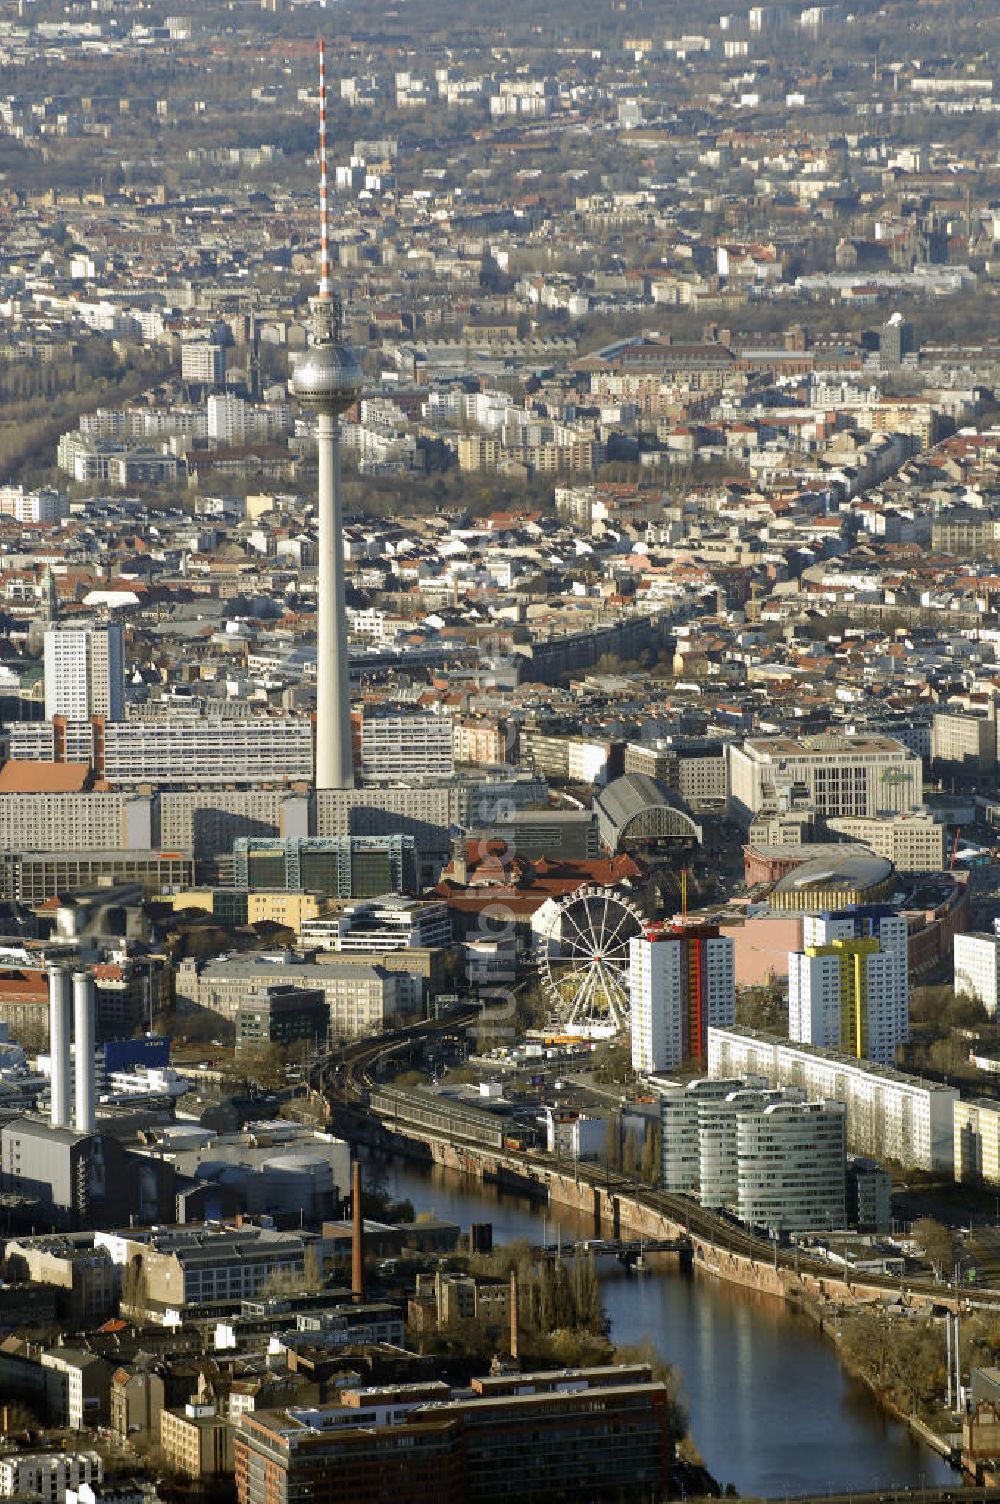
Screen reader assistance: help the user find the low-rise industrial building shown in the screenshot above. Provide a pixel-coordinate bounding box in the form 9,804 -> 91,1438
97,1225 -> 311,1323
235,1365 -> 676,1504
0,1118 -> 175,1232
3,1231 -> 119,1321
171,888 -> 323,931
0,848 -> 194,904
466,809 -> 598,861
147,1124 -> 351,1226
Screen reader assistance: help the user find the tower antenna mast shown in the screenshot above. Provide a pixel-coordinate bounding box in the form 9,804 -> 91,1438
318,38 -> 333,306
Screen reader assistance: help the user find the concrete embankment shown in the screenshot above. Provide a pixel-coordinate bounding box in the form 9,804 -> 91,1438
424,1136 -> 946,1313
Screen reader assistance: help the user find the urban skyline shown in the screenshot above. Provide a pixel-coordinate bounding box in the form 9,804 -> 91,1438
1,0 -> 1000,1500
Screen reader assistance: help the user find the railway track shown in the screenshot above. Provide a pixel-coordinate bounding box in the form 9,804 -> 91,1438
326,1014 -> 999,1302
327,1006 -> 480,1101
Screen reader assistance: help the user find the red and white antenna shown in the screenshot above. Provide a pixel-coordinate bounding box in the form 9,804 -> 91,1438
318,37 -> 332,302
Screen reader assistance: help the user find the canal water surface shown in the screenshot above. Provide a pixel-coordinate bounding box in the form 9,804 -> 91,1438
369,1152 -> 955,1499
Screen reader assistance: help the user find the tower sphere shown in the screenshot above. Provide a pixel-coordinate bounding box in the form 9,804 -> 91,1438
292,341 -> 362,415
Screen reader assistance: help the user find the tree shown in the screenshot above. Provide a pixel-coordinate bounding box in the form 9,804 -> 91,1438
736,983 -> 788,1035
261,1248 -> 322,1298
839,1309 -> 946,1417
911,1217 -> 956,1280
613,1337 -> 687,1443
237,1041 -> 288,1090
621,1127 -> 640,1179
604,1116 -> 621,1170
640,1123 -> 662,1187
0,1401 -> 40,1436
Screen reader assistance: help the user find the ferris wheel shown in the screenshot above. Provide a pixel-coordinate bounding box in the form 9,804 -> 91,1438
538,885 -> 645,1037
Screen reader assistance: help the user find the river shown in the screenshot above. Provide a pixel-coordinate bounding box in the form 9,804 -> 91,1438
367,1152 -> 955,1499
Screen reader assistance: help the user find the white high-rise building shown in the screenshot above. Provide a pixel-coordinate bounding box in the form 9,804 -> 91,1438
43,623 -> 124,723
698,1087 -> 801,1211
736,1099 -> 847,1235
630,924 -> 735,1074
654,1075 -> 840,1229
631,935 -> 683,1075
707,1025 -> 958,1173
181,340 -> 226,386
360,711 -> 455,781
207,391 -> 248,445
656,1076 -> 747,1195
954,932 -> 1000,1017
788,907 -> 908,1065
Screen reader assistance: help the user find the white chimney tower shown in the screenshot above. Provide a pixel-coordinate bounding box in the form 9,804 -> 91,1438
72,970 -> 96,1134
47,967 -> 72,1129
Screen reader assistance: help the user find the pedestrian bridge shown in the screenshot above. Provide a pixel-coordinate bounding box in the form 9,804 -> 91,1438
533,1236 -> 690,1267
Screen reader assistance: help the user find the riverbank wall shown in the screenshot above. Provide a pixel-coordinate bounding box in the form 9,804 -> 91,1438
422,1136 -> 948,1315
357,1112 -> 968,1472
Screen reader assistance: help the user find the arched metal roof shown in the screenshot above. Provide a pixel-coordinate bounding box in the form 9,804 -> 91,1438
595,773 -> 702,852
773,851 -> 893,895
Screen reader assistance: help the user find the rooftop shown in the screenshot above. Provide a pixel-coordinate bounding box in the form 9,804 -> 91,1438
0,760 -> 90,794
709,1025 -> 960,1094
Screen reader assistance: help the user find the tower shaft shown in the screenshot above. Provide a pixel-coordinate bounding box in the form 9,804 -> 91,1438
315,411 -> 353,789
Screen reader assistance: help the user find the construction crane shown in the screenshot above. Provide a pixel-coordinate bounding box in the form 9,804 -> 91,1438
950,827 -> 961,871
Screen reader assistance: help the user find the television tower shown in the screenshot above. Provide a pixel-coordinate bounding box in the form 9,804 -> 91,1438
293,38 -> 361,790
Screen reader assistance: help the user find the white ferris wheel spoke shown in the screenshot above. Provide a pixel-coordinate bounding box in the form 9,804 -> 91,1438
558,961 -> 593,996
607,969 -> 628,1027
574,961 -> 600,1025
583,893 -> 603,956
591,958 -> 610,1018
561,904 -> 594,955
601,901 -> 637,957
